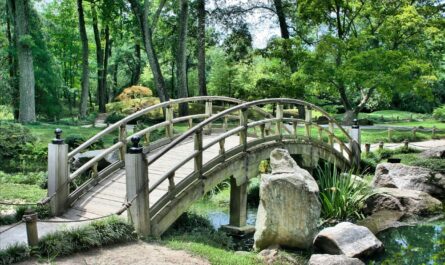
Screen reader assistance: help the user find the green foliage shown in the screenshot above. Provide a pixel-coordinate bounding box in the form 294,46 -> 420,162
37,216 -> 136,259
0,105 -> 13,120
433,105 -> 445,122
247,177 -> 260,207
104,112 -> 126,124
410,159 -> 445,174
0,243 -> 30,265
0,171 -> 46,186
65,134 -> 104,151
316,165 -> 373,221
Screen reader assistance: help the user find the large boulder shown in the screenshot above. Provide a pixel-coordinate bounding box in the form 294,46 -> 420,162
420,146 -> 445,159
308,254 -> 364,265
373,163 -> 445,199
357,210 -> 405,234
364,188 -> 442,216
253,149 -> 320,250
313,222 -> 383,258
71,149 -> 120,171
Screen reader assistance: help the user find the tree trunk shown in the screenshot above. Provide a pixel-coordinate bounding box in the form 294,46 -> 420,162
77,0 -> 89,118
273,0 -> 290,39
131,43 -> 141,85
6,1 -> 19,120
92,5 -> 106,113
343,109 -> 359,126
102,25 -> 111,104
176,0 -> 189,116
129,0 -> 169,102
14,0 -> 36,123
197,0 -> 207,96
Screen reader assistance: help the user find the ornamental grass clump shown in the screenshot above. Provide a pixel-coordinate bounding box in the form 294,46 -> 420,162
316,165 -> 373,221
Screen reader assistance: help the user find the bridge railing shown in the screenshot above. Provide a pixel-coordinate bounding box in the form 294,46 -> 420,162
141,99 -> 358,228
46,96 -> 277,214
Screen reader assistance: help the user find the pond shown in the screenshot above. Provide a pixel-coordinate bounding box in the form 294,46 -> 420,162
201,206 -> 445,264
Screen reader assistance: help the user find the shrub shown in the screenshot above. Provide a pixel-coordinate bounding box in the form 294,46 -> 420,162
65,134 -> 104,151
247,177 -> 260,206
0,123 -> 36,172
0,171 -> 46,186
433,105 -> 445,122
410,159 -> 445,174
0,243 -> 30,265
38,216 -> 136,259
115,86 -> 153,101
316,165 -> 373,221
104,112 -> 126,124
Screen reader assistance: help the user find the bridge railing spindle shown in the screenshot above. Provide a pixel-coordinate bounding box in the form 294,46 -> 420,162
168,172 -> 176,198
119,124 -> 127,163
239,108 -> 248,151
328,121 -> 334,147
205,100 -> 213,134
305,106 -> 312,138
194,129 -> 203,178
292,119 -> 298,138
165,105 -> 174,139
276,103 -> 283,141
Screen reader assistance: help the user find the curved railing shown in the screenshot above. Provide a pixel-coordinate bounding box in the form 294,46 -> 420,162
141,98 -> 356,226
66,96 -> 273,204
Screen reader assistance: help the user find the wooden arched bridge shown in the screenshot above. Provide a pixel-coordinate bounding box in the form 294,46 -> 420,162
45,96 -> 361,236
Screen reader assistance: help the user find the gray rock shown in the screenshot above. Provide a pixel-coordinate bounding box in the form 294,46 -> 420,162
357,210 -> 405,234
71,149 -> 120,171
254,149 -> 320,250
313,222 -> 383,258
308,254 -> 364,265
365,188 -> 442,216
373,163 -> 445,199
420,146 -> 445,159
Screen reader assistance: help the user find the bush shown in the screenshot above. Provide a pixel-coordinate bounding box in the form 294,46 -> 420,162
115,86 -> 153,101
37,216 -> 136,259
0,171 -> 46,186
104,112 -> 126,124
410,158 -> 445,174
0,123 -> 37,172
316,165 -> 373,221
65,134 -> 104,151
433,105 -> 445,122
0,243 -> 30,265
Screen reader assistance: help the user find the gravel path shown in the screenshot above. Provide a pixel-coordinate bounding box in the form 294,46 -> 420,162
17,241 -> 209,265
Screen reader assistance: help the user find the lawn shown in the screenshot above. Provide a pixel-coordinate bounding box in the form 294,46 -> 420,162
359,110 -> 430,121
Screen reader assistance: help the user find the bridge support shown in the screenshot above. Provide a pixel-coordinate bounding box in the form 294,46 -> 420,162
222,177 -> 254,235
47,129 -> 69,216
125,136 -> 151,237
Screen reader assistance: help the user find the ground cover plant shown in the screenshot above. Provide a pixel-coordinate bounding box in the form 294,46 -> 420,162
0,216 -> 136,265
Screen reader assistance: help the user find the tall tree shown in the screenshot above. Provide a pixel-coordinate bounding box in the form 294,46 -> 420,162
176,0 -> 189,115
9,0 -> 36,123
128,0 -> 169,102
273,0 -> 290,39
91,3 -> 106,113
5,0 -> 19,120
197,0 -> 207,96
77,0 -> 89,118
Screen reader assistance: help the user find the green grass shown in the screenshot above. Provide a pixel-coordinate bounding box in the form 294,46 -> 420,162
165,240 -> 262,265
359,110 -> 430,121
0,183 -> 46,204
379,120 -> 445,129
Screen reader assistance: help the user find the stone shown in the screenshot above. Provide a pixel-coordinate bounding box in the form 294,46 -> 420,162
357,210 -> 405,234
364,188 -> 442,216
308,254 -> 365,265
254,149 -> 320,250
373,163 -> 445,199
258,246 -> 279,264
71,149 -> 120,171
420,146 -> 445,159
313,222 -> 383,258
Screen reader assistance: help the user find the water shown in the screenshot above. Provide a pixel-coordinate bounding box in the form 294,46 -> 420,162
206,208 -> 257,230
373,220 -> 445,265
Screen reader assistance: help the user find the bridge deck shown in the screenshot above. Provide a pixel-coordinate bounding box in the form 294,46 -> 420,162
63,134 -> 244,220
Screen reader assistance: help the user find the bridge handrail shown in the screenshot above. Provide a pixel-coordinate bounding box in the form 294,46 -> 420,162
146,98 -> 353,169
68,96 -> 260,159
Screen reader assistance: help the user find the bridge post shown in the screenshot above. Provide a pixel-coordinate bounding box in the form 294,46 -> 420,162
349,119 -> 361,169
125,136 -> 150,237
204,100 -> 213,134
194,129 -> 203,177
165,105 -> 174,139
222,177 -> 254,235
305,106 -> 312,138
47,128 -> 69,216
276,103 -> 283,141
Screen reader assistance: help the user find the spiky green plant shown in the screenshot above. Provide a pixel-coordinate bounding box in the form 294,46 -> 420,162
316,165 -> 373,221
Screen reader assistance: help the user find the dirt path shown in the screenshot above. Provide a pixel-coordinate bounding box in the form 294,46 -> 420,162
17,241 -> 209,265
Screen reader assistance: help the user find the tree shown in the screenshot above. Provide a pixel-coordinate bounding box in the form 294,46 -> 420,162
77,0 -> 89,118
297,0 -> 444,124
8,0 -> 36,123
197,0 -> 207,96
176,0 -> 189,115
128,0 -> 169,102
